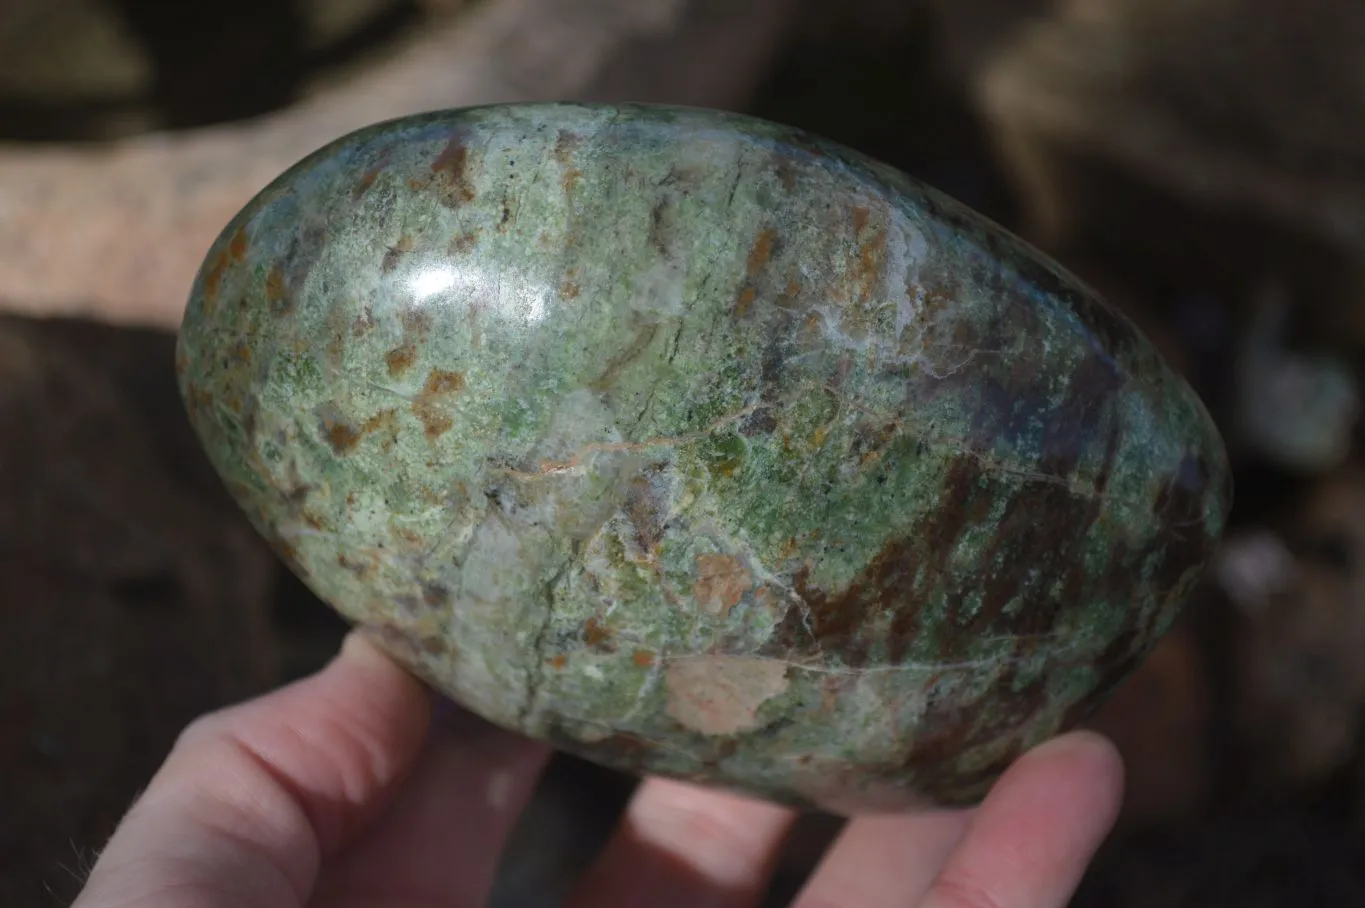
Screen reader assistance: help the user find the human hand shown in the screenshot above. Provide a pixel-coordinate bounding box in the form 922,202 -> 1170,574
72,632 -> 1123,908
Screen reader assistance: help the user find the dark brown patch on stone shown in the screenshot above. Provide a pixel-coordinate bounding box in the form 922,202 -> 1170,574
890,347 -> 1130,652
738,305 -> 797,435
266,221 -> 327,316
850,208 -> 887,304
449,230 -> 480,255
560,280 -> 581,300
385,343 -> 417,378
423,369 -> 465,395
324,421 -> 363,454
584,616 -> 616,652
200,252 -> 229,311
401,307 -> 434,338
200,225 -> 250,313
1040,354 -> 1124,476
735,285 -> 757,316
421,581 -> 451,608
351,306 -> 376,338
228,225 -> 249,263
428,134 -> 476,207
851,206 -> 870,234
382,235 -> 414,274
737,406 -> 777,437
693,554 -> 752,615
762,455 -> 996,667
772,154 -> 799,191
562,165 -> 583,194
413,409 -> 453,441
633,649 -> 656,667
945,371 -> 1125,650
767,539 -> 916,668
353,153 -> 391,200
282,480 -> 314,509
901,668 -> 1052,801
849,418 -> 902,463
319,406 -> 398,456
734,226 -> 780,315
625,465 -> 668,552
554,130 -> 583,193
323,305 -> 350,372
960,481 -> 1097,647
337,552 -> 376,580
747,227 -> 778,277
553,129 -> 581,162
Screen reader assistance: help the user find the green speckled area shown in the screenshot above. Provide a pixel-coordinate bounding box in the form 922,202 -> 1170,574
177,102 -> 1231,814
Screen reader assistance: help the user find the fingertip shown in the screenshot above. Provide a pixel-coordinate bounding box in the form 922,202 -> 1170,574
339,626 -> 384,663
915,732 -> 1126,908
1011,730 -> 1126,821
336,628 -> 426,695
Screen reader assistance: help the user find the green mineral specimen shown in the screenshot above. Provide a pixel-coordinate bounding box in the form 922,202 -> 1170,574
176,102 -> 1231,814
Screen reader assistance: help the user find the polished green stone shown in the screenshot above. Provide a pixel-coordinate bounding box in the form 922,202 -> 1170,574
176,102 -> 1231,814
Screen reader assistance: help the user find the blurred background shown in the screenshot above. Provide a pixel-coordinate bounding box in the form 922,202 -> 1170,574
2,0 -> 1364,904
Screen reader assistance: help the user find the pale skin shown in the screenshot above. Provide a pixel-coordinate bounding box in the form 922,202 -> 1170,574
72,632 -> 1124,908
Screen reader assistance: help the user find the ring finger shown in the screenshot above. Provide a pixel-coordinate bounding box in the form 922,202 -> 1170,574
565,776 -> 798,908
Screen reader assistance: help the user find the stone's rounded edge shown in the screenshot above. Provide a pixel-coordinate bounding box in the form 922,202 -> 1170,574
175,102 -> 1233,814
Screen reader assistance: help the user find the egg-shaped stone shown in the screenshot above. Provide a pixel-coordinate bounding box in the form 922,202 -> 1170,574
177,102 -> 1230,814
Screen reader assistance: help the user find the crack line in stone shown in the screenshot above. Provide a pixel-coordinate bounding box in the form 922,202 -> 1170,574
517,556 -> 573,728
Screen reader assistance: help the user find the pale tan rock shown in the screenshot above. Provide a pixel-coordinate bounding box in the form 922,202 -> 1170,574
0,0 -> 794,328
931,0 -> 1365,252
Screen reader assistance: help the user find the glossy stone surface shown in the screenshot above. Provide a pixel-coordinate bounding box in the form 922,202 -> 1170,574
177,102 -> 1231,813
